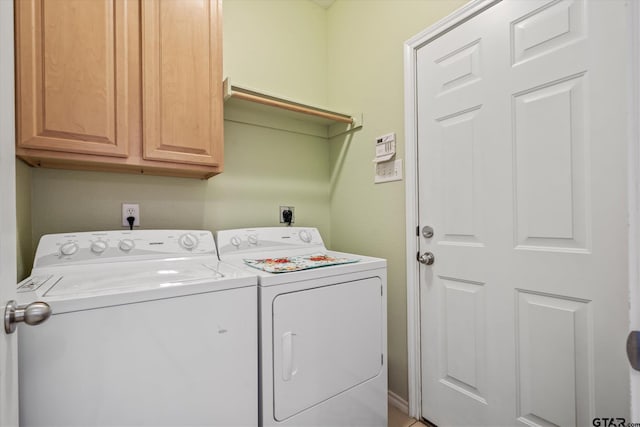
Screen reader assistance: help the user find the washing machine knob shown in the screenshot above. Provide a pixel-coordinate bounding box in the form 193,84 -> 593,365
230,236 -> 242,247
59,242 -> 79,256
179,233 -> 199,250
119,239 -> 135,252
90,240 -> 108,254
247,234 -> 258,245
299,229 -> 312,243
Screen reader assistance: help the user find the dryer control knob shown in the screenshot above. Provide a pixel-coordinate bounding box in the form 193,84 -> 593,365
299,230 -> 312,243
230,236 -> 242,247
119,239 -> 135,252
248,234 -> 258,245
91,241 -> 108,254
179,233 -> 199,250
59,242 -> 79,256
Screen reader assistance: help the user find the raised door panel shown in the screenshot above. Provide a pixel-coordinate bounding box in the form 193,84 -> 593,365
15,0 -> 129,157
142,0 -> 223,167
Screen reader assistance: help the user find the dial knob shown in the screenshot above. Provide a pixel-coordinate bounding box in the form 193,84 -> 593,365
248,234 -> 258,245
119,239 -> 135,252
179,233 -> 199,250
91,240 -> 108,254
230,236 -> 242,247
59,242 -> 78,256
299,230 -> 312,243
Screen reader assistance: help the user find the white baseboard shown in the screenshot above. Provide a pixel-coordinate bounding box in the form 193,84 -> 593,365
388,390 -> 409,414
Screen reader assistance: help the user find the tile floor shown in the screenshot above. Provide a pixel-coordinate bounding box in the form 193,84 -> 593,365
388,404 -> 429,427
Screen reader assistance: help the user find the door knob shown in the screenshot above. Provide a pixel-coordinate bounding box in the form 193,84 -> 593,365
417,252 -> 435,265
4,300 -> 52,334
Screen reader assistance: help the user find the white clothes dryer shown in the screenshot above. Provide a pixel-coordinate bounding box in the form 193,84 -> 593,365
17,230 -> 258,427
216,227 -> 387,427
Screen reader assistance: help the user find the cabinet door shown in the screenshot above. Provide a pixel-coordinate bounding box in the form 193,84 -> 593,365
15,0 -> 130,157
142,0 -> 223,167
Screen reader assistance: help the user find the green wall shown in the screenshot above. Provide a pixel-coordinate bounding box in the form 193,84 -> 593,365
16,0 -> 468,404
223,0 -> 328,105
326,0 -> 468,401
16,159 -> 31,280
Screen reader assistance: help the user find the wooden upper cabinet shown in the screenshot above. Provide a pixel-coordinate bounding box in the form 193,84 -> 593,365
141,0 -> 223,167
15,0 -> 224,179
15,0 -> 130,157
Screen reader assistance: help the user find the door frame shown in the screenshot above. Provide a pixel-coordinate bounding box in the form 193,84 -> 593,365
403,0 -> 640,420
0,0 -> 18,425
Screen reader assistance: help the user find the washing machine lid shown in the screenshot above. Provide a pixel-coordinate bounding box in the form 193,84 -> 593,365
46,260 -> 230,296
21,259 -> 256,313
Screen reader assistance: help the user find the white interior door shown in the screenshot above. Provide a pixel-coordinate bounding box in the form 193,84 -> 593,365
417,0 -> 631,425
0,0 -> 18,425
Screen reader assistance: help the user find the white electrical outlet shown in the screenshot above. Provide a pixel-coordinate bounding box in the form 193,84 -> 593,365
374,159 -> 403,184
122,203 -> 140,227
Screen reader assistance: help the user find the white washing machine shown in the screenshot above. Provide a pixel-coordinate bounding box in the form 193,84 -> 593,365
17,230 -> 258,427
216,227 -> 387,427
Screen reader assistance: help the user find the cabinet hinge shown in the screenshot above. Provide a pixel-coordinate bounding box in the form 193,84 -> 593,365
416,225 -> 419,236
381,354 -> 384,365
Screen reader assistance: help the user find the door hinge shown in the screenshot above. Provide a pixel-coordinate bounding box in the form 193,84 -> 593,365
416,225 -> 419,236
381,353 -> 384,365
381,285 -> 383,296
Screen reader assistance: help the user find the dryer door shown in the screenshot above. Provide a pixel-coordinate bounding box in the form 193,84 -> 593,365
272,277 -> 383,421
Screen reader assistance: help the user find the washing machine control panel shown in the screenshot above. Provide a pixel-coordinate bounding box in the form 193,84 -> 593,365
33,230 -> 216,268
216,227 -> 325,257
